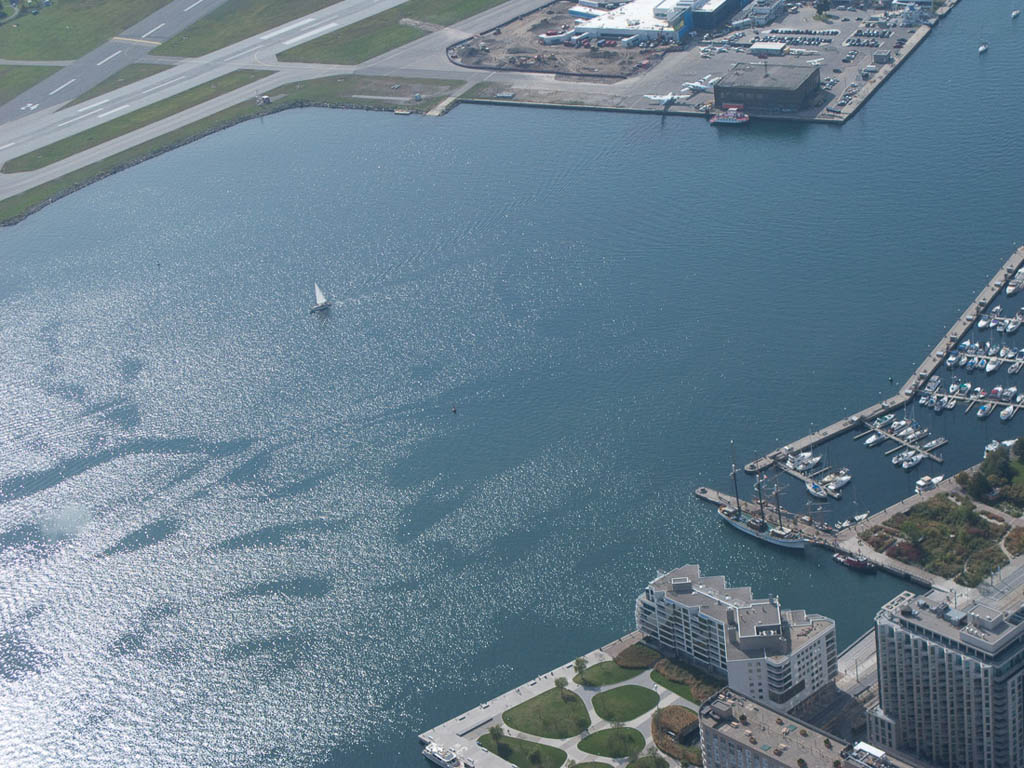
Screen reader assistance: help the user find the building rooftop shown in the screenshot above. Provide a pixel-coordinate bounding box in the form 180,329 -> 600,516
700,689 -> 843,768
575,0 -> 679,32
878,587 -> 1024,661
646,566 -> 834,662
701,690 -> 917,768
717,62 -> 819,90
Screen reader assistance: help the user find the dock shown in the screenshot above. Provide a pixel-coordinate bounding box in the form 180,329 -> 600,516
744,246 -> 1024,475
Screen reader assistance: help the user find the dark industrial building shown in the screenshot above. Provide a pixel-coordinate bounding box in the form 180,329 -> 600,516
713,63 -> 821,112
691,0 -> 753,30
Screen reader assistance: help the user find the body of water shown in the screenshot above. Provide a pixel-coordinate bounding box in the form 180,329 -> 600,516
0,0 -> 1022,765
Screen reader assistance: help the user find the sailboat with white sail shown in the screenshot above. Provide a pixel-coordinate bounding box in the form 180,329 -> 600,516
311,283 -> 331,313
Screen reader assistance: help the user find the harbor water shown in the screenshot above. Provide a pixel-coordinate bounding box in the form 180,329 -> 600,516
0,0 -> 1022,765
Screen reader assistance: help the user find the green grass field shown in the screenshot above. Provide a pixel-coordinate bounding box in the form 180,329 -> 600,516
0,65 -> 61,106
278,0 -> 509,65
62,62 -> 171,109
155,0 -> 340,57
0,0 -> 174,60
502,688 -> 590,739
592,686 -> 659,722
650,671 -> 695,702
477,734 -> 566,768
627,757 -> 669,768
3,69 -> 270,172
578,727 -> 646,758
574,661 -> 643,687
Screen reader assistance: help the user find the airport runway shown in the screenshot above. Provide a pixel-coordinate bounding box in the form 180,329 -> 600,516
0,0 -> 658,204
0,0 -> 236,124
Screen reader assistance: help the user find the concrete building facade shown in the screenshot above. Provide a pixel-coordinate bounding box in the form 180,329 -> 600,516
636,565 -> 837,713
869,589 -> 1024,768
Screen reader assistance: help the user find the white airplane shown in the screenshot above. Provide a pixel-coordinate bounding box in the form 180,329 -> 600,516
643,92 -> 680,106
680,76 -> 721,93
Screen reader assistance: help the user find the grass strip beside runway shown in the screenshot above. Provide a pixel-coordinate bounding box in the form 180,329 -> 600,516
3,69 -> 271,172
0,75 -> 464,225
0,65 -> 61,106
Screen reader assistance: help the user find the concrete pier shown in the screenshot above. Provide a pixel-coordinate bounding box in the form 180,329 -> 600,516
745,246 -> 1024,474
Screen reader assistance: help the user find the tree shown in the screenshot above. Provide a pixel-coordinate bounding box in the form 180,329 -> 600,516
488,724 -> 504,742
554,676 -> 569,699
968,471 -> 992,500
574,656 -> 589,678
814,0 -> 831,12
528,749 -> 542,766
1015,436 -> 1024,459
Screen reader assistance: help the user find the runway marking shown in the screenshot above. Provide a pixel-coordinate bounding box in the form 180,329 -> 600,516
96,50 -> 123,66
0,142 -> 16,151
97,104 -> 132,118
140,75 -> 184,94
283,21 -> 338,47
48,78 -> 77,96
112,36 -> 161,45
183,0 -> 206,10
224,46 -> 260,61
141,22 -> 166,38
57,109 -> 103,127
259,17 -> 316,40
78,98 -> 109,111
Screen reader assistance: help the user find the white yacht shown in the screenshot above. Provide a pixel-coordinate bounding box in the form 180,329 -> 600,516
1013,9 -> 1022,19
311,282 -> 331,313
827,474 -> 852,492
979,42 -> 989,53
806,480 -> 829,499
1001,405 -> 1016,421
986,358 -> 1002,373
915,475 -> 944,493
902,453 -> 925,470
423,743 -> 463,768
865,431 -> 888,447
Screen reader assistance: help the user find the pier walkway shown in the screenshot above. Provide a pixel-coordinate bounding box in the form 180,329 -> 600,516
745,246 -> 1024,475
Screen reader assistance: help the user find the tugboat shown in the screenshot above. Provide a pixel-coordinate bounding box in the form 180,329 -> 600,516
710,104 -> 750,125
833,552 -> 878,572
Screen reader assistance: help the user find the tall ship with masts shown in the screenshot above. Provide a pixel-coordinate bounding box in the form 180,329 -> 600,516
716,444 -> 809,549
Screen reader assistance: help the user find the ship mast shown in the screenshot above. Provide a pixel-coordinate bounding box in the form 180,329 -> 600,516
773,483 -> 784,527
730,441 -> 742,516
756,473 -> 766,523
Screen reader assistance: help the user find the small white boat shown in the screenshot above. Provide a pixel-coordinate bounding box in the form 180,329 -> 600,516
987,358 -> 1002,373
853,513 -> 869,523
1014,9 -> 1022,19
985,439 -> 1001,455
915,475 -> 944,493
828,474 -> 852,492
921,437 -> 943,450
978,403 -> 994,419
1001,405 -> 1016,421
311,282 -> 331,313
806,480 -> 829,499
865,431 -> 888,447
979,43 -> 989,53
902,453 -> 925,470
945,397 -> 956,410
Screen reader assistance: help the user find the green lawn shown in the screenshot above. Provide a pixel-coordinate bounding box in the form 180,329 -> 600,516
574,661 -> 643,687
503,688 -> 590,739
478,734 -> 566,768
627,757 -> 669,768
155,0 -> 341,57
278,0 -> 510,65
62,62 -> 171,109
0,0 -> 174,60
650,671 -> 696,702
578,727 -> 646,759
0,65 -> 60,107
3,69 -> 270,172
592,686 -> 659,722
576,763 -> 613,768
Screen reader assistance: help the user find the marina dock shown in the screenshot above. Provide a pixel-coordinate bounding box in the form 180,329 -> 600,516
745,246 -> 1024,475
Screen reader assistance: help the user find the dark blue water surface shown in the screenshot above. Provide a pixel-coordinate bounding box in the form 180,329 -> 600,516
1,1 -> 1023,765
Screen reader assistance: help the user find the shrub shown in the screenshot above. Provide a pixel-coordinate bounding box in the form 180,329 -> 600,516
614,643 -> 662,669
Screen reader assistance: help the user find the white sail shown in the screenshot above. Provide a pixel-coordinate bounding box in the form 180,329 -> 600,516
314,283 -> 327,306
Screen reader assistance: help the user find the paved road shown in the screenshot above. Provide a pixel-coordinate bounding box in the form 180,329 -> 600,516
0,0 -> 235,124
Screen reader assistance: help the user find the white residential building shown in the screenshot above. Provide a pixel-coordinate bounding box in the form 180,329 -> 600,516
636,565 -> 837,713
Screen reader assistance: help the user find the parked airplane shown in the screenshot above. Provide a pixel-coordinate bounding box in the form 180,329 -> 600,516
680,76 -> 721,93
643,92 -> 680,105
